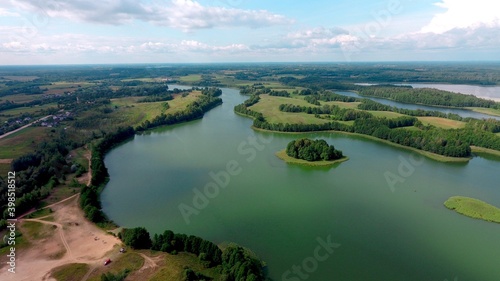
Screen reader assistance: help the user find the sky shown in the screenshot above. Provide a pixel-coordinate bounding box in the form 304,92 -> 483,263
0,0 -> 499,64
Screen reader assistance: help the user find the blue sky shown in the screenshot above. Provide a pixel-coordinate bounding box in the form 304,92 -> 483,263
0,0 -> 499,64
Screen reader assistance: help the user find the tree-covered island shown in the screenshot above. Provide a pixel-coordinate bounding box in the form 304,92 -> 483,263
276,138 -> 347,166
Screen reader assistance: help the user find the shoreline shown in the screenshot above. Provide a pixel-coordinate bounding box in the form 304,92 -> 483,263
251,125 -> 473,163
275,149 -> 348,167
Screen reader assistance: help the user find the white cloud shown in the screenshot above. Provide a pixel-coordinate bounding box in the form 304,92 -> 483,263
421,0 -> 500,34
10,0 -> 293,31
284,27 -> 358,49
0,7 -> 20,17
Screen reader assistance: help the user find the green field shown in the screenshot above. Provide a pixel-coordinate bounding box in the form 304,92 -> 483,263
0,93 -> 44,103
178,74 -> 202,83
249,94 -> 329,125
0,127 -> 50,159
368,111 -> 404,119
0,103 -> 57,116
417,116 -> 466,129
51,263 -> 90,281
468,107 -> 500,117
445,196 -> 500,223
0,75 -> 39,81
275,149 -> 348,167
87,252 -> 144,281
322,101 -> 361,109
109,91 -> 202,127
149,252 -> 222,281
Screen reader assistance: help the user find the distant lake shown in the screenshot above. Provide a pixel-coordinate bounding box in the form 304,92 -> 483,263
355,83 -> 500,102
336,91 -> 500,120
102,87 -> 500,281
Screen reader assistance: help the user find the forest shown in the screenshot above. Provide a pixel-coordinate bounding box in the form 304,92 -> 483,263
119,227 -> 267,281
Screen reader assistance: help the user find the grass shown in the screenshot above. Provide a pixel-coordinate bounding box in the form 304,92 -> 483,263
51,263 -> 90,281
418,117 -> 466,129
20,221 -> 57,240
109,91 -> 201,127
467,107 -> 500,117
321,101 -> 361,109
87,252 -> 144,281
249,94 -> 329,125
0,103 -> 57,116
0,126 -> 49,159
1,75 -> 39,81
444,196 -> 500,224
0,163 -> 10,178
0,93 -> 44,103
149,252 -> 222,281
178,74 -> 202,83
25,208 -> 54,219
471,146 -> 500,158
368,111 -> 405,119
275,149 -> 348,167
42,184 -> 80,206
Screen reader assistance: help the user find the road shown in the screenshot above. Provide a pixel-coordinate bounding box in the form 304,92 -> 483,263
0,115 -> 52,140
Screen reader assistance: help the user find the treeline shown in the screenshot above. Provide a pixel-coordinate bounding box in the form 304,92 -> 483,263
357,99 -> 464,120
221,245 -> 265,281
0,131 -> 80,228
136,94 -> 222,131
279,76 -> 352,91
137,94 -> 173,103
201,87 -> 222,97
90,126 -> 135,186
356,86 -> 500,109
279,103 -> 373,121
269,90 -> 290,97
81,91 -> 223,222
119,227 -> 267,281
286,138 -> 343,161
80,126 -> 136,224
151,229 -> 222,266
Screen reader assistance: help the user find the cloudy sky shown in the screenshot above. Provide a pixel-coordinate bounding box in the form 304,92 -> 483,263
0,0 -> 499,64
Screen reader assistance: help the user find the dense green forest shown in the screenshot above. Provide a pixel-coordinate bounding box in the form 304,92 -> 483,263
286,138 -> 343,161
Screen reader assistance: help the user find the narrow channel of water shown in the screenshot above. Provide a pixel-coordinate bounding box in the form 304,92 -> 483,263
336,91 -> 500,120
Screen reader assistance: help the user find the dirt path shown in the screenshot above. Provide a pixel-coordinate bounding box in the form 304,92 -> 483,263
23,218 -> 74,259
0,195 -> 122,281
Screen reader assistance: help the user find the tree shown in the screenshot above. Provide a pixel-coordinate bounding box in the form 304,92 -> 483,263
121,227 -> 152,249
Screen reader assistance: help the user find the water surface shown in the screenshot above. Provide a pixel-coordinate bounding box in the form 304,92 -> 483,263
102,88 -> 500,281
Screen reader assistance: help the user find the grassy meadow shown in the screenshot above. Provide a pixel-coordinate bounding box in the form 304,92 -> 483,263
445,196 -> 500,224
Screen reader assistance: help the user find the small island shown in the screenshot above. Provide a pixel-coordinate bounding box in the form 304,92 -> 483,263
276,138 -> 348,167
444,196 -> 500,224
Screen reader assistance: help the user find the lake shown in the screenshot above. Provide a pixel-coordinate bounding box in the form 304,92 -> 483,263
354,83 -> 500,102
102,87 -> 500,281
336,91 -> 500,120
